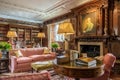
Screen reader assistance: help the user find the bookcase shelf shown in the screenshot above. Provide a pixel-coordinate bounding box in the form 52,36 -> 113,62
0,23 -> 41,47
9,24 -> 40,48
0,24 -> 9,41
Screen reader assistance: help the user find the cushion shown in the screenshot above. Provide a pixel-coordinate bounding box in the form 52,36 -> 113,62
29,55 -> 47,61
17,57 -> 32,64
14,50 -> 23,57
44,48 -> 50,54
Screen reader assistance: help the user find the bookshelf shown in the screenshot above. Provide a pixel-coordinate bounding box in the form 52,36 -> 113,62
8,24 -> 40,47
25,29 -> 31,41
18,28 -> 25,41
32,28 -> 40,44
25,29 -> 32,47
0,24 -> 9,41
0,23 -> 41,47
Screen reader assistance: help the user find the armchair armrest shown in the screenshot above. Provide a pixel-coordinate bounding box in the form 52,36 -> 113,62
10,56 -> 17,61
49,52 -> 56,59
50,52 -> 56,56
9,56 -> 17,73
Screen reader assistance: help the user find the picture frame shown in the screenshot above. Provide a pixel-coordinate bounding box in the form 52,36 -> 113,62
80,11 -> 97,35
70,50 -> 79,61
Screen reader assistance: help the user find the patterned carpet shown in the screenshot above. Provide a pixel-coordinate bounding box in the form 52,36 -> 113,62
0,69 -> 75,80
48,69 -> 75,80
1,70 -> 120,80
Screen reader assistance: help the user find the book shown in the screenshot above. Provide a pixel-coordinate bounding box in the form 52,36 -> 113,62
76,57 -> 96,66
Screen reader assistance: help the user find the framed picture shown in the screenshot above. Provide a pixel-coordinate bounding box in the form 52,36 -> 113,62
70,50 -> 79,61
80,11 -> 97,35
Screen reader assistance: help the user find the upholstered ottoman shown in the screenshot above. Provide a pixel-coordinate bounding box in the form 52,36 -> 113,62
0,70 -> 51,80
31,60 -> 53,72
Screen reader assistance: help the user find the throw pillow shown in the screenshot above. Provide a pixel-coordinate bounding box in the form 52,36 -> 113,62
44,48 -> 50,54
14,50 -> 23,57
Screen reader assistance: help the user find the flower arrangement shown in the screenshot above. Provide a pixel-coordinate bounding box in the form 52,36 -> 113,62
0,42 -> 12,51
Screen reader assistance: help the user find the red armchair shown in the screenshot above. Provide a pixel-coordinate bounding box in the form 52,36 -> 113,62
80,53 -> 116,80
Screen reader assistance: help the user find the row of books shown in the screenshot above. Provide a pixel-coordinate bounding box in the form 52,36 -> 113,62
75,57 -> 96,66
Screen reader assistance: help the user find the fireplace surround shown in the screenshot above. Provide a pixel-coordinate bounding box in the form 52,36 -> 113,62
78,42 -> 103,57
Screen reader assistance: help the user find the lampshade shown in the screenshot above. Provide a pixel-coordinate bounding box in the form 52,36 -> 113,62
37,32 -> 45,38
7,31 -> 18,37
57,22 -> 74,35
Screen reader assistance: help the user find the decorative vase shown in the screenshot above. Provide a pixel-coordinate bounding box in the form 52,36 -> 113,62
52,48 -> 57,52
1,50 -> 7,58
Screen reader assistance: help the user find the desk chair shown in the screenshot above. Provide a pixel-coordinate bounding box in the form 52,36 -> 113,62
80,53 -> 116,80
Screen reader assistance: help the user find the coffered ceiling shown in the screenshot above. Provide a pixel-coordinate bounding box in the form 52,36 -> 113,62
0,0 -> 91,23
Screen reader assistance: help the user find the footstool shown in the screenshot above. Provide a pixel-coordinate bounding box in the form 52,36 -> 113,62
31,60 -> 53,72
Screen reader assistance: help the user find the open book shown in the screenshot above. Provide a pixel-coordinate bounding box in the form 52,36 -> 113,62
76,57 -> 96,66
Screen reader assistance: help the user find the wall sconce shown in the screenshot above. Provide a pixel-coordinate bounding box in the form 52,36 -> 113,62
7,31 -> 18,49
37,32 -> 45,47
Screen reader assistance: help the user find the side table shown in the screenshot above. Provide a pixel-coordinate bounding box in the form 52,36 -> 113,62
0,58 -> 9,73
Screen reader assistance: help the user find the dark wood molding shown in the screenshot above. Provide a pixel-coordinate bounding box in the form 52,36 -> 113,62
43,12 -> 74,25
71,0 -> 107,14
9,23 -> 40,29
0,17 -> 41,27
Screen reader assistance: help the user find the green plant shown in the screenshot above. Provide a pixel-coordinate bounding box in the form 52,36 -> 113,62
51,42 -> 59,48
0,42 -> 11,50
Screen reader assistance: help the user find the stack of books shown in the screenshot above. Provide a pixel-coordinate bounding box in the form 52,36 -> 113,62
76,57 -> 96,66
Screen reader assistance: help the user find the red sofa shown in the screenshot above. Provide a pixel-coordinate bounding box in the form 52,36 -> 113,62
9,48 -> 56,73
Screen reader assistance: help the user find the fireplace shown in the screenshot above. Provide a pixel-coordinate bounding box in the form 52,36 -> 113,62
78,42 -> 103,57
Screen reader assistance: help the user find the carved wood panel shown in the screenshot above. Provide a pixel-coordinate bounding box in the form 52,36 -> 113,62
113,0 -> 120,36
69,17 -> 77,49
72,0 -> 108,37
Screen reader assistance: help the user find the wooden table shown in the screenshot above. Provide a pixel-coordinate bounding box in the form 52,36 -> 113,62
53,59 -> 104,80
0,58 -> 9,73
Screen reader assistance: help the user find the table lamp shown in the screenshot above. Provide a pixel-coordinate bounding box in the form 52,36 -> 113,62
57,22 -> 74,51
7,31 -> 18,49
37,32 -> 45,47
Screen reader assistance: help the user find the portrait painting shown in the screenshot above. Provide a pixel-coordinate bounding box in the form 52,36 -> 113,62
81,11 -> 96,34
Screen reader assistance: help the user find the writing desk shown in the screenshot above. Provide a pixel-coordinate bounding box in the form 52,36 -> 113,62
53,59 -> 104,80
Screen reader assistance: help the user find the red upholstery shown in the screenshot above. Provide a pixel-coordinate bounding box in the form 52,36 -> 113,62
9,48 -> 56,73
80,53 -> 116,80
17,57 -> 32,64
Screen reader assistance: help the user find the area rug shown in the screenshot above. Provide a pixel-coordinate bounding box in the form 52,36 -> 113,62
48,69 -> 75,80
0,70 -> 75,80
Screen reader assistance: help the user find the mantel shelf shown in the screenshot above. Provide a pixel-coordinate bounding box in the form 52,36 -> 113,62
75,35 -> 110,39
75,35 -> 119,42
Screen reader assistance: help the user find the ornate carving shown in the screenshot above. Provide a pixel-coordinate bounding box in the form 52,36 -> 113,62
70,0 -> 107,37
0,17 -> 40,26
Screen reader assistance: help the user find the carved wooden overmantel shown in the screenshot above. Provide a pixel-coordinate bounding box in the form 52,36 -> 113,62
67,0 -> 109,50
68,0 -> 118,51
71,0 -> 108,36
